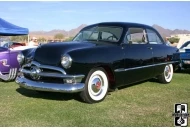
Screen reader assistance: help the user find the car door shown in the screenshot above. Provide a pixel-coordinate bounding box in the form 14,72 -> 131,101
145,28 -> 169,76
122,27 -> 154,85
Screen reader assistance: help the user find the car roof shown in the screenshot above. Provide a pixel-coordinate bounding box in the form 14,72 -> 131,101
82,22 -> 153,30
79,22 -> 164,43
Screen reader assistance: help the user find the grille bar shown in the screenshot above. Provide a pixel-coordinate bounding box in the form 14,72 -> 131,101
22,61 -> 66,75
20,68 -> 84,79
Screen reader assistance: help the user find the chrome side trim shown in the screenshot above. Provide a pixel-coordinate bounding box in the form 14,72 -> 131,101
23,61 -> 66,75
114,61 -> 179,72
16,76 -> 85,93
0,68 -> 17,81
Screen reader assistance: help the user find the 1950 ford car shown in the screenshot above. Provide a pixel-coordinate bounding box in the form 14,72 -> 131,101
16,22 -> 178,103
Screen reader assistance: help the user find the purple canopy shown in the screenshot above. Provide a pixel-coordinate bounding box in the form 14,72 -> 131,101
0,18 -> 29,36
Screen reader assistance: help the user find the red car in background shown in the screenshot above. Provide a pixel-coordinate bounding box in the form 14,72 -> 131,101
10,42 -> 26,48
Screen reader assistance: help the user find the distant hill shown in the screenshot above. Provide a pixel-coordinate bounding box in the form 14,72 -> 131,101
29,24 -> 190,39
29,24 -> 87,39
152,24 -> 190,38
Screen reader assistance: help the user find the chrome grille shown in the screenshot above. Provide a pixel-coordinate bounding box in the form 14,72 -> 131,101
20,61 -> 85,83
22,61 -> 66,75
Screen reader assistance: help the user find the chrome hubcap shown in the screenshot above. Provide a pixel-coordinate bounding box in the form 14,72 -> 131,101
90,75 -> 103,95
164,65 -> 171,79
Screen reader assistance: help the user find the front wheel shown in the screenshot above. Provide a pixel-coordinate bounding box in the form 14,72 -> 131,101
158,64 -> 173,83
80,67 -> 109,103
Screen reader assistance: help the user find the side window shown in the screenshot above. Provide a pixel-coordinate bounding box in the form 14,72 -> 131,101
146,29 -> 162,44
124,28 -> 147,44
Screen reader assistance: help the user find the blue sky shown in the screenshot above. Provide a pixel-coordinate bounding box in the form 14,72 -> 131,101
0,1 -> 190,31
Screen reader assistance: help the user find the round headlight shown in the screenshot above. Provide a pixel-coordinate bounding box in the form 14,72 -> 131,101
17,52 -> 24,65
61,54 -> 72,69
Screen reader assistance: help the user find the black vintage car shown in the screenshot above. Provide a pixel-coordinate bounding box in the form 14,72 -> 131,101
16,22 -> 178,103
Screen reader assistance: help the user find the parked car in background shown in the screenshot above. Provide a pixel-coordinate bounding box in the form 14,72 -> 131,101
10,42 -> 26,48
16,22 -> 179,103
0,38 -> 36,81
176,41 -> 190,70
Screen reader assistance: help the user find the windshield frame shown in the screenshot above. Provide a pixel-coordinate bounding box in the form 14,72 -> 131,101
73,25 -> 124,43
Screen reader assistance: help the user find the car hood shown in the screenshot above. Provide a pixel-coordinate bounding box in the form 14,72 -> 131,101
34,41 -> 97,66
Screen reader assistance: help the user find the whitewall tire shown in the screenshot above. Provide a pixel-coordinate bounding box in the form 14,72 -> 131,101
80,67 -> 109,103
158,64 -> 173,83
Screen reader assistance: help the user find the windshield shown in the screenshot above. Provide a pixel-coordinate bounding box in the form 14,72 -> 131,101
180,41 -> 190,49
73,26 -> 123,43
0,38 -> 12,48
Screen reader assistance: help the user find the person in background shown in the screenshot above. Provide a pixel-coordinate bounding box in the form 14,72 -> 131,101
165,37 -> 171,46
28,37 -> 38,46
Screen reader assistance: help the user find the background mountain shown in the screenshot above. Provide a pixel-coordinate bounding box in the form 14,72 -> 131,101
29,24 -> 87,39
29,24 -> 190,39
152,24 -> 190,38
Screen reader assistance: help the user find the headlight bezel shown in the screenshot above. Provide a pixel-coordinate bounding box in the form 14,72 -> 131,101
61,54 -> 72,69
17,52 -> 24,65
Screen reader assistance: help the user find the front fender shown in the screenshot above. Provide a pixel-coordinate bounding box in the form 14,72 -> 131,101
66,45 -> 124,82
22,48 -> 36,65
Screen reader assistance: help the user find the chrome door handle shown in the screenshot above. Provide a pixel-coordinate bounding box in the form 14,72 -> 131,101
147,47 -> 153,50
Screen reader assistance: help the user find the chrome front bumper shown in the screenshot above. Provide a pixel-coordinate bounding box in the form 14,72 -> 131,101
15,61 -> 85,93
0,68 -> 17,81
16,76 -> 85,93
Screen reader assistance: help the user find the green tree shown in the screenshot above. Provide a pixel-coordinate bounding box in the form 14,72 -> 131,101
168,37 -> 180,44
10,35 -> 28,42
38,37 -> 47,43
54,33 -> 64,40
64,37 -> 74,41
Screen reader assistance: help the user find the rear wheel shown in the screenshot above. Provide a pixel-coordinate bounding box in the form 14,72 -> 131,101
158,64 -> 173,83
80,67 -> 109,103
